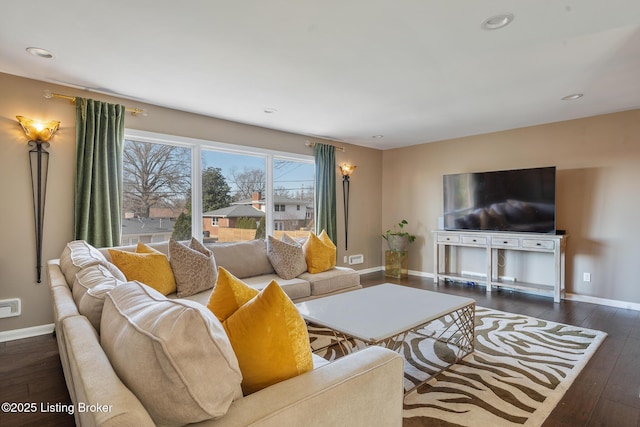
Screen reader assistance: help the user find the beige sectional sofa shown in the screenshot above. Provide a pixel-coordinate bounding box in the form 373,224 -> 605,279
108,238 -> 362,304
47,239 -> 405,426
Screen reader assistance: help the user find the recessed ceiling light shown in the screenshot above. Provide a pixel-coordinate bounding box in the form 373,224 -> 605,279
561,93 -> 584,101
263,108 -> 277,114
26,47 -> 55,59
481,14 -> 514,30
372,135 -> 384,139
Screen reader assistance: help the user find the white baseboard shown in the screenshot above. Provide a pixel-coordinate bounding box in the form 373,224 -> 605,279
0,323 -> 55,343
408,270 -> 434,278
367,267 -> 640,312
565,293 -> 640,311
356,266 -> 383,275
357,267 -> 436,278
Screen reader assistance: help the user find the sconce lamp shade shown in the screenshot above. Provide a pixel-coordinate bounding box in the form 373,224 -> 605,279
339,163 -> 357,177
16,116 -> 60,142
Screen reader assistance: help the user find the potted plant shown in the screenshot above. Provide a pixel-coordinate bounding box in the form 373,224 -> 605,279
382,219 -> 416,252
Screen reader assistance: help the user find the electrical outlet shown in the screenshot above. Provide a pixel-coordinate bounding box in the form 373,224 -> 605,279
343,256 -> 348,263
583,272 -> 591,282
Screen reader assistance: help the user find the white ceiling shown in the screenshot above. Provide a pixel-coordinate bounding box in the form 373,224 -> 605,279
2,1 -> 640,150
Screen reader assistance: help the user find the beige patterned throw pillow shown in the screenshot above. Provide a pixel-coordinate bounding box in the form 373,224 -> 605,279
170,238 -> 218,298
267,234 -> 307,280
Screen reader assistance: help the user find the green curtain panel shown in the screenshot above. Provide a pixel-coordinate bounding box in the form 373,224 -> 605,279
74,98 -> 125,247
313,143 -> 337,244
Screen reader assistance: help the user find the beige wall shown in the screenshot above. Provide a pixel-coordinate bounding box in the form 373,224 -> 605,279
382,109 -> 640,304
3,69 -> 638,333
0,72 -> 382,332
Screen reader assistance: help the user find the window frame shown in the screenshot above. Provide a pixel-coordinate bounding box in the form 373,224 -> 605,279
123,129 -> 314,241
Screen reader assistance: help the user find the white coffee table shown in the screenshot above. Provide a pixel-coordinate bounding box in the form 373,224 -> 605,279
296,283 -> 475,394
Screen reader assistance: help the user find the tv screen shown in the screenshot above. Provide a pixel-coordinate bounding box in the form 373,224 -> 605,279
443,166 -> 556,233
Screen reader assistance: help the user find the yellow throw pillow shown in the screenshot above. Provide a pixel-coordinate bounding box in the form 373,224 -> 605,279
222,280 -> 313,395
207,267 -> 259,323
302,230 -> 337,274
108,244 -> 176,295
135,241 -> 160,254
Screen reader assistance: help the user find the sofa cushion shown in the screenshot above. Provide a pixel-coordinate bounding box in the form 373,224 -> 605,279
207,267 -> 259,323
72,264 -> 124,332
267,234 -> 307,279
59,240 -> 125,286
223,280 -> 313,395
169,238 -> 217,298
208,239 -> 274,278
175,274 -> 311,307
299,266 -> 361,296
241,274 -> 311,301
101,281 -> 242,426
108,243 -> 177,295
303,230 -> 337,274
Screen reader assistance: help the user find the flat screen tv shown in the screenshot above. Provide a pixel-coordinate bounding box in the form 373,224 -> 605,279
443,166 -> 556,234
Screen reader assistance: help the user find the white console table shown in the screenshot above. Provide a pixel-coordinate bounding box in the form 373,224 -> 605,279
433,230 -> 566,302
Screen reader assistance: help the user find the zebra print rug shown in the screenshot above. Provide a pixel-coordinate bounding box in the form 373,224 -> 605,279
308,306 -> 606,427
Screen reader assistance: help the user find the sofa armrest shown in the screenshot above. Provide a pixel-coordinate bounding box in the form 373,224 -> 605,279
47,260 -> 80,325
61,316 -> 155,427
196,346 -> 404,427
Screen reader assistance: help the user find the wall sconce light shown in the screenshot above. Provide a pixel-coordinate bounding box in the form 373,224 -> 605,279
339,163 -> 356,250
16,116 -> 60,283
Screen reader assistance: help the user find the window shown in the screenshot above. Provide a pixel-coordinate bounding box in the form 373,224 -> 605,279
121,138 -> 192,245
272,159 -> 314,239
201,149 -> 266,243
122,130 -> 314,244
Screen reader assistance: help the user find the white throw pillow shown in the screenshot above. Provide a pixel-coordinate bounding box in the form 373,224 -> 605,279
100,281 -> 242,426
59,240 -> 125,287
72,264 -> 124,333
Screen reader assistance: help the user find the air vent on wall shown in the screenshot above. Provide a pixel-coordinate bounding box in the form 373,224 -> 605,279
0,298 -> 21,318
348,254 -> 364,265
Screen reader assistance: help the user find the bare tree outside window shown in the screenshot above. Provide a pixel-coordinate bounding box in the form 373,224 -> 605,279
122,140 -> 191,218
230,167 -> 265,201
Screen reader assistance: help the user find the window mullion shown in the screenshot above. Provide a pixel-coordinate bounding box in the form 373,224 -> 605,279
192,144 -> 203,241
265,155 -> 274,237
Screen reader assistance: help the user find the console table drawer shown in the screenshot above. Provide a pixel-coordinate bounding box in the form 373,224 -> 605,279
522,239 -> 555,250
461,235 -> 487,245
491,237 -> 520,248
438,234 -> 460,243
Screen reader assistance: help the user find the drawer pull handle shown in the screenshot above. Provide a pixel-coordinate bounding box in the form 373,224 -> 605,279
536,242 -> 541,246
503,241 -> 508,244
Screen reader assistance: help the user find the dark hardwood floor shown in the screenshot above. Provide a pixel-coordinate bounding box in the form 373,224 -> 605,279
0,333 -> 75,426
1,272 -> 638,426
